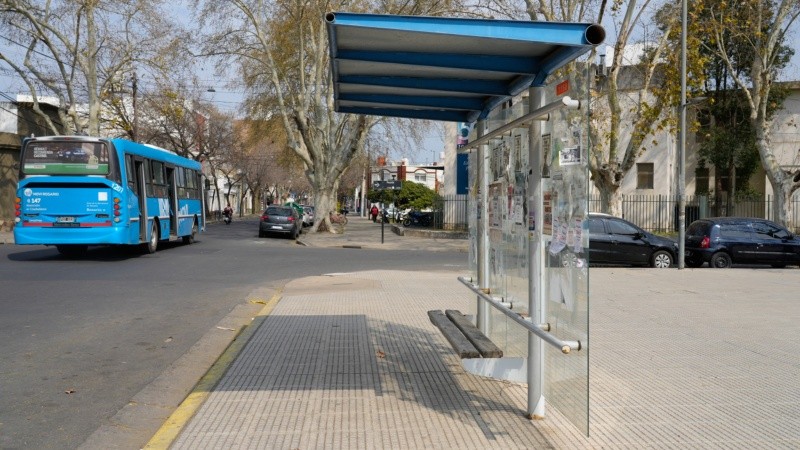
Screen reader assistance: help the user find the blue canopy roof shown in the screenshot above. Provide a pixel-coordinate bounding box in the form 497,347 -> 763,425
325,13 -> 604,123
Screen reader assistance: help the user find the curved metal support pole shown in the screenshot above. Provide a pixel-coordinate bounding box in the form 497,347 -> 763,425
458,277 -> 581,354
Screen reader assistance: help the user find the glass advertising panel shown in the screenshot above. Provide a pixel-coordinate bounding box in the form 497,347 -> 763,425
474,66 -> 590,434
541,68 -> 590,435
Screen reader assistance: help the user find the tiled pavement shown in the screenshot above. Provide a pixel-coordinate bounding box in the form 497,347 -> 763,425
170,267 -> 800,449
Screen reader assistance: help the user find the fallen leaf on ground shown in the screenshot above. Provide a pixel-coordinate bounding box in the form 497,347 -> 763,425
65,389 -> 76,394
250,300 -> 267,305
376,350 -> 385,359
216,326 -> 236,331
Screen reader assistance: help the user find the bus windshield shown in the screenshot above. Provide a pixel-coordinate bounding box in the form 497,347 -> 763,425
21,141 -> 111,176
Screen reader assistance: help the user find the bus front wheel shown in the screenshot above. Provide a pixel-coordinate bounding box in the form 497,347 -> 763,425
143,222 -> 159,254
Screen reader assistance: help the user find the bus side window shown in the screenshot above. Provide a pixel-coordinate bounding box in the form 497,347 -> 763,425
144,159 -> 154,197
151,161 -> 166,197
126,155 -> 136,190
177,167 -> 187,198
191,171 -> 200,199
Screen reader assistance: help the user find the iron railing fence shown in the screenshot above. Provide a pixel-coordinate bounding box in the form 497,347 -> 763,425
432,194 -> 468,231
424,193 -> 799,233
589,194 -> 800,233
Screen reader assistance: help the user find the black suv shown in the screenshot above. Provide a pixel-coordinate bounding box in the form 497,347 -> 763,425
685,217 -> 800,268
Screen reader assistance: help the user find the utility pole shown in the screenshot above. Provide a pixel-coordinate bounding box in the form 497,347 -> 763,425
678,0 -> 687,269
132,72 -> 138,142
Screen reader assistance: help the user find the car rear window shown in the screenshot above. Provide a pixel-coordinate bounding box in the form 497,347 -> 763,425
686,221 -> 711,236
266,207 -> 292,215
607,219 -> 639,235
588,218 -> 605,234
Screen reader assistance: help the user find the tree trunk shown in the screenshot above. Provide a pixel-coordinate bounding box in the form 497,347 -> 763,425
727,164 -> 736,216
598,184 -> 622,217
754,117 -> 797,228
591,166 -> 623,216
310,186 -> 338,233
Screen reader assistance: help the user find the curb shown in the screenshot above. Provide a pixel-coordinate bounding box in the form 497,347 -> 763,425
143,290 -> 283,449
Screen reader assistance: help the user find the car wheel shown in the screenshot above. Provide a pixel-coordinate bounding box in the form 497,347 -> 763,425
258,230 -> 265,238
710,252 -> 732,268
651,250 -> 673,268
560,252 -> 578,268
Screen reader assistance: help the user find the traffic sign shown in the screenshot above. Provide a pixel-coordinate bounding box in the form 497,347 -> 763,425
372,180 -> 402,190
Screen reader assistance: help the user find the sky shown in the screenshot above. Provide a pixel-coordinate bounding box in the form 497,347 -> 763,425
2,8 -> 798,160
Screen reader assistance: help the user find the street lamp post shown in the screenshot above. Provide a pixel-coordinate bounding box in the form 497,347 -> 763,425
678,0 -> 687,269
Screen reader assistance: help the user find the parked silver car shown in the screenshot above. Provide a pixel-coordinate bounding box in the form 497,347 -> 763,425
259,206 -> 301,239
301,205 -> 315,227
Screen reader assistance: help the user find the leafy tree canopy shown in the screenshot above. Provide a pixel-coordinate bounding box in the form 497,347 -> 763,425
367,181 -> 440,210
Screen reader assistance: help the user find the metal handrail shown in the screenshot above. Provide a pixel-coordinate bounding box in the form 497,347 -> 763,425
457,96 -> 581,153
458,276 -> 581,354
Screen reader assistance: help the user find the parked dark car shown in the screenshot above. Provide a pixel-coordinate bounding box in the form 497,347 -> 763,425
259,206 -> 301,239
586,213 -> 677,268
685,217 -> 800,268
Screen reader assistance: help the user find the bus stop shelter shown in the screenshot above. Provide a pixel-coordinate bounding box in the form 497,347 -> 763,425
326,12 -> 604,435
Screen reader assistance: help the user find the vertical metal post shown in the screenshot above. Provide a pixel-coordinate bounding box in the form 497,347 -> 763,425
527,86 -> 546,419
678,0 -> 687,269
476,120 -> 490,333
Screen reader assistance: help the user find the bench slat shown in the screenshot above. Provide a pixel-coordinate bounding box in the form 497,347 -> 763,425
428,310 -> 481,359
445,310 -> 504,358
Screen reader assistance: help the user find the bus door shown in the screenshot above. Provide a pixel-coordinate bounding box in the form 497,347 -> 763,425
166,166 -> 178,236
134,158 -> 148,241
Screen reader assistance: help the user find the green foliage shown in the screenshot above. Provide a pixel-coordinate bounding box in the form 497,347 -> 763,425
367,181 -> 440,210
697,91 -> 760,192
688,1 -> 795,196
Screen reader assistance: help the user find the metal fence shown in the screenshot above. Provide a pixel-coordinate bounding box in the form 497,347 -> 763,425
427,193 -> 800,233
590,194 -> 800,233
432,194 -> 468,231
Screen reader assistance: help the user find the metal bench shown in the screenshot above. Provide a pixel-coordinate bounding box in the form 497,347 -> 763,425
428,309 -> 503,359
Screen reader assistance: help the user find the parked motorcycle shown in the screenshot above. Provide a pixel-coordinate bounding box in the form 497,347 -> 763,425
402,210 -> 432,227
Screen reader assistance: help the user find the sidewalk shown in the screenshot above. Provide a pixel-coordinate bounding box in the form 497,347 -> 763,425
296,214 -> 469,252
0,227 -> 12,245
155,265 -> 800,449
164,270 -> 573,449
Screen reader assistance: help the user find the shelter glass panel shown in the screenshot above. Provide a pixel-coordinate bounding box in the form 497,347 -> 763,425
540,67 -> 590,435
471,65 -> 590,434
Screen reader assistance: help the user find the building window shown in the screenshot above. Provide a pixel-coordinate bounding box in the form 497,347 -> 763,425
415,172 -> 427,182
695,167 -> 709,195
636,163 -> 654,189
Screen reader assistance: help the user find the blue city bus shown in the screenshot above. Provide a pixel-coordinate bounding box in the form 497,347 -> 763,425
14,135 -> 205,255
